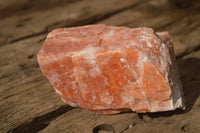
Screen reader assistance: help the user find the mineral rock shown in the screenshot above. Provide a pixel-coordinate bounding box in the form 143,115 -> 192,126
37,24 -> 185,114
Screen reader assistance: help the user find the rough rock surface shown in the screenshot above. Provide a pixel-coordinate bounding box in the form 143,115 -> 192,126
37,24 -> 185,114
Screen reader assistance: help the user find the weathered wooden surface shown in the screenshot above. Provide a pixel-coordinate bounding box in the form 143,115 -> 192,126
0,0 -> 141,45
0,0 -> 200,133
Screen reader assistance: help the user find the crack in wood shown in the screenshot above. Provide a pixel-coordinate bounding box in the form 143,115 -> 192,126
176,20 -> 200,60
155,17 -> 184,31
183,23 -> 200,35
7,105 -> 75,133
90,0 -> 148,24
8,31 -> 47,44
176,44 -> 200,60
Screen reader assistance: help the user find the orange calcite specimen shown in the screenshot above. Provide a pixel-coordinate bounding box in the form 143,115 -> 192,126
37,24 -> 185,114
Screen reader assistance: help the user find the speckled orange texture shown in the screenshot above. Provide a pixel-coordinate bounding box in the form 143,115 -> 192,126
37,24 -> 185,114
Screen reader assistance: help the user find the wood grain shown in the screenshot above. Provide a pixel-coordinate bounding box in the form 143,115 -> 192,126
0,0 -> 200,132
38,109 -> 138,133
0,35 -> 68,133
0,0 -> 141,46
0,0 -> 81,18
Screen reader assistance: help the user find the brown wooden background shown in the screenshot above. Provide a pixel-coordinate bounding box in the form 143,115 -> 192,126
0,0 -> 200,132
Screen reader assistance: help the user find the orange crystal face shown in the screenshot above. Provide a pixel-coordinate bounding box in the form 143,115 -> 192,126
37,24 -> 184,114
